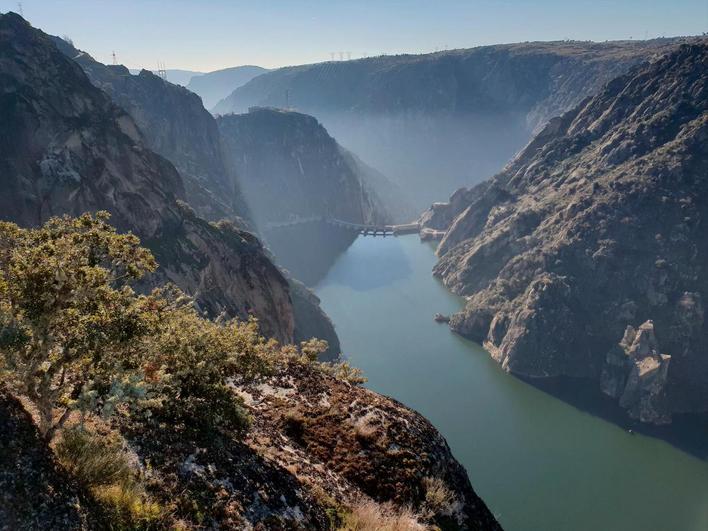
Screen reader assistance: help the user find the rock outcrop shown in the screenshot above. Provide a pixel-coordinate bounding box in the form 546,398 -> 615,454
0,13 -> 293,342
215,39 -> 692,208
601,321 -> 672,424
424,43 -> 708,423
227,359 -> 502,530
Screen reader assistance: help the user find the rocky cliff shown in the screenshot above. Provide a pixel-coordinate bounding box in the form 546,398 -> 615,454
423,44 -> 708,424
51,36 -> 249,224
217,107 -> 407,230
215,39 -> 693,208
0,13 -> 293,343
217,108 -> 413,286
1,354 -> 502,530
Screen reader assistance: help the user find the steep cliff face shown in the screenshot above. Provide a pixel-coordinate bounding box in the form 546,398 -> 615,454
51,37 -> 248,224
217,108 -> 404,230
217,108 -> 413,286
215,39 -> 692,208
0,13 -> 293,343
424,44 -> 708,423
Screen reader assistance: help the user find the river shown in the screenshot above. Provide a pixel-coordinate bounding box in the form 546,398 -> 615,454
313,234 -> 708,531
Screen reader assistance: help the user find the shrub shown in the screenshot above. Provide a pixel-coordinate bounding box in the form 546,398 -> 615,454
282,410 -> 307,441
55,428 -> 133,488
0,213 -> 157,439
340,501 -> 426,531
0,213 -> 277,441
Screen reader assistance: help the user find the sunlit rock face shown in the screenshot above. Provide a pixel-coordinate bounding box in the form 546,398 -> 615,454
424,43 -> 708,423
0,13 -> 294,343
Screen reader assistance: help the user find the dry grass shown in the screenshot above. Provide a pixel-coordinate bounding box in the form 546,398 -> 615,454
353,415 -> 379,445
340,500 -> 426,531
422,476 -> 456,516
56,428 -> 169,528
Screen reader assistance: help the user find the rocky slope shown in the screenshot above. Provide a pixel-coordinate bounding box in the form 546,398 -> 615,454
422,43 -> 708,424
0,13 -> 293,342
215,39 -> 692,208
2,354 -> 502,530
51,36 -> 248,224
186,64 -> 268,109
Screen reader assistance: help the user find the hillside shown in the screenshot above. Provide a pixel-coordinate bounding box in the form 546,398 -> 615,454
0,13 -> 501,529
129,68 -> 203,86
186,64 -> 268,109
421,43 -> 708,424
215,39 -> 693,208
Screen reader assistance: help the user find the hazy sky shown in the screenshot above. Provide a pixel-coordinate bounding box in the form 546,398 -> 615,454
4,0 -> 707,72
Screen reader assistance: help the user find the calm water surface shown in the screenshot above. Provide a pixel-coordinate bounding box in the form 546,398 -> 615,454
314,235 -> 708,531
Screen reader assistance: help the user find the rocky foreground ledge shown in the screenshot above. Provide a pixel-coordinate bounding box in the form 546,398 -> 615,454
1,360 -> 501,529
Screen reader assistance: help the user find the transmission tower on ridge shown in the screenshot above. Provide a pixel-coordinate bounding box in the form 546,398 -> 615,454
157,61 -> 167,80
17,2 -> 23,16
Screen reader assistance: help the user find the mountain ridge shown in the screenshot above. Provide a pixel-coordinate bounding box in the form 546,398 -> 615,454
214,37 -> 699,208
422,42 -> 708,423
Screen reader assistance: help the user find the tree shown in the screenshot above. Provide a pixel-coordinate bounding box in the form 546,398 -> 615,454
0,212 -> 158,439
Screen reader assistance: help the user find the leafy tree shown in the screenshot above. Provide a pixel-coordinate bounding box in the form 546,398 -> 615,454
0,212 -> 158,439
0,212 -> 348,446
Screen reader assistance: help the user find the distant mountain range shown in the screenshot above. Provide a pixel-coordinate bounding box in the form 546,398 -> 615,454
187,65 -> 269,109
125,65 -> 268,108
214,38 -> 697,209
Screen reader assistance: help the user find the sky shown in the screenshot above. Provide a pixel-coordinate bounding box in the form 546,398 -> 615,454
3,0 -> 706,72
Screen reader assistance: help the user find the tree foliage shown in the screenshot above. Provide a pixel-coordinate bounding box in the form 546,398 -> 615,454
0,212 -> 350,447
0,212 -> 158,438
0,213 -> 270,439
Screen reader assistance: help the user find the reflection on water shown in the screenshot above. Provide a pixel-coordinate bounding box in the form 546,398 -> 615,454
525,376 -> 708,460
315,235 -> 708,531
264,222 -> 358,286
317,233 -> 413,291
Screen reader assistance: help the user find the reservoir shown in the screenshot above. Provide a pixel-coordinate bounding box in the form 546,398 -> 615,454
314,234 -> 708,531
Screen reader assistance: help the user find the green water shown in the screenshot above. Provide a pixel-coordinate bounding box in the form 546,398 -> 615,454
314,235 -> 708,531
